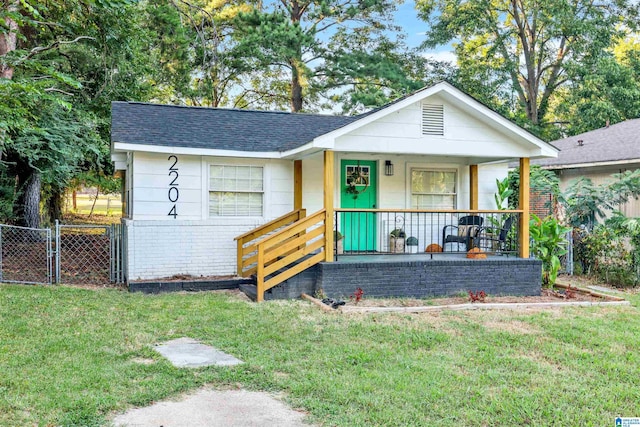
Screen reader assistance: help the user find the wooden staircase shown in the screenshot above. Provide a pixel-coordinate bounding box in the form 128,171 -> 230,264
234,209 -> 329,302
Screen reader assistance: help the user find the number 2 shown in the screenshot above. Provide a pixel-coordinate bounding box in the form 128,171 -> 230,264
168,155 -> 178,171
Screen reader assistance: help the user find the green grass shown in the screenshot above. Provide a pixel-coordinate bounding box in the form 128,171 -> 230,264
1,285 -> 639,426
64,194 -> 122,216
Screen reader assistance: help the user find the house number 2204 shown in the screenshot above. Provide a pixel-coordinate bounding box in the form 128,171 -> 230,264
168,155 -> 179,218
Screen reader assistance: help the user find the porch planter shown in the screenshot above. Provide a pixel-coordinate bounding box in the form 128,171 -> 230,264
407,237 -> 419,254
389,236 -> 405,253
389,229 -> 406,253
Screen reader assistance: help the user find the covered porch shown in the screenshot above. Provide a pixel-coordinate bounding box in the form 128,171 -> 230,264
233,83 -> 557,301
235,151 -> 536,302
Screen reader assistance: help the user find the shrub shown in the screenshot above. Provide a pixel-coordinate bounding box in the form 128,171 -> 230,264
529,214 -> 571,287
577,225 -> 635,286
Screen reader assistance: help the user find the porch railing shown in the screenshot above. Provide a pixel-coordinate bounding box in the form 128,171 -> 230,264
254,209 -> 326,302
234,208 -> 306,277
334,209 -> 522,258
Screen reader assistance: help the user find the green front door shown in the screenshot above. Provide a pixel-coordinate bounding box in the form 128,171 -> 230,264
340,160 -> 377,252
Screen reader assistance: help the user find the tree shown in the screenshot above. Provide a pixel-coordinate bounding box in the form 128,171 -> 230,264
157,0 -> 257,107
232,0 -> 421,112
1,0 -> 91,227
506,165 -> 562,211
563,170 -> 640,228
417,0 -> 639,133
0,0 -> 155,226
553,34 -> 640,135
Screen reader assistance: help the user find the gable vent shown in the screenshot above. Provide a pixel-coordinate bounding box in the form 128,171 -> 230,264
422,104 -> 444,136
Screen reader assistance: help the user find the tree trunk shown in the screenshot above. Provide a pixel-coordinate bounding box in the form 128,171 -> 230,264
290,62 -> 303,112
0,0 -> 19,79
88,187 -> 99,218
288,0 -> 304,113
17,172 -> 41,229
46,188 -> 64,223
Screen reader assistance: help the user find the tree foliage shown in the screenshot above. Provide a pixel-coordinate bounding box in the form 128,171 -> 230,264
554,34 -> 640,135
417,0 -> 639,135
0,0 -> 161,226
506,165 -> 562,210
563,170 -> 640,228
231,0 -> 431,112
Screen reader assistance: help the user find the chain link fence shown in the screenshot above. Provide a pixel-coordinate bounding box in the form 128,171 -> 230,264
56,223 -> 111,285
0,224 -> 53,284
0,222 -> 124,286
560,230 -> 574,275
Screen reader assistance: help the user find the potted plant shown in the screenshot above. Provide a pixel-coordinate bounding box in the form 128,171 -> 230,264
406,236 -> 419,254
389,228 -> 406,253
334,230 -> 344,255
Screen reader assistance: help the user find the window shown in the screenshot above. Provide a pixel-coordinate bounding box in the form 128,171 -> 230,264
411,169 -> 456,209
209,165 -> 263,216
345,164 -> 370,186
422,104 -> 444,135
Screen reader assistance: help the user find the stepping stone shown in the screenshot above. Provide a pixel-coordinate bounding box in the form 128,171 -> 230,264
155,337 -> 243,368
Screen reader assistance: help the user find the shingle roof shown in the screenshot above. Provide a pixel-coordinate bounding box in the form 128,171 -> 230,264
533,119 -> 640,168
111,102 -> 359,152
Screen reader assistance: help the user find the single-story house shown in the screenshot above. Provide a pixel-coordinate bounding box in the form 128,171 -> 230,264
532,119 -> 640,218
111,82 -> 558,300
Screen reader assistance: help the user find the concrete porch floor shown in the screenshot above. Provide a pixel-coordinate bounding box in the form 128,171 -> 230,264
333,252 -> 514,263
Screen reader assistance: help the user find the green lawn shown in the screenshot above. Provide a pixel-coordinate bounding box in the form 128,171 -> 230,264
1,284 -> 639,426
65,193 -> 122,216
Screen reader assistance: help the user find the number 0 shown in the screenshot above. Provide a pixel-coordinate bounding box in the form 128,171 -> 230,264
168,186 -> 179,202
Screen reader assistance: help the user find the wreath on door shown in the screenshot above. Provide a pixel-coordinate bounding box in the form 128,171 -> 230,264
345,165 -> 369,199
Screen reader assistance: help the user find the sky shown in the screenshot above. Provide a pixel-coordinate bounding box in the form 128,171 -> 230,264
394,1 -> 457,63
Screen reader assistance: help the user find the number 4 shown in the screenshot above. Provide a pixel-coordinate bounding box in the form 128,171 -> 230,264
168,205 -> 177,218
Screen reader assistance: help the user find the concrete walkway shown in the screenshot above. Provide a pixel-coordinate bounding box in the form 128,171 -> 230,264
113,338 -> 311,426
112,388 -> 311,427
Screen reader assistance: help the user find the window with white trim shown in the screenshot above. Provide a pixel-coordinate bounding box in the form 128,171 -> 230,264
411,169 -> 456,209
209,165 -> 264,216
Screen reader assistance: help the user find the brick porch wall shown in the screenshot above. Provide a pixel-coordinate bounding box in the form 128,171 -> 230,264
262,257 -> 542,300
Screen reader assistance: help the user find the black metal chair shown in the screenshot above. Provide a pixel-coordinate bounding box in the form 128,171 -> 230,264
442,215 -> 483,251
476,215 -> 516,255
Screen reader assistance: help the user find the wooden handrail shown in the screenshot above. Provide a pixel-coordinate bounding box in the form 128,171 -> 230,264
234,208 -> 306,277
255,209 -> 327,302
259,209 -> 326,249
234,209 -> 306,241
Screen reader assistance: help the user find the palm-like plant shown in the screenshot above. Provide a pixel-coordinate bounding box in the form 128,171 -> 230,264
529,214 -> 572,286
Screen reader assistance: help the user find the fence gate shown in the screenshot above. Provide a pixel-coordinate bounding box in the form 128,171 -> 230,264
55,222 -> 125,285
0,224 -> 53,285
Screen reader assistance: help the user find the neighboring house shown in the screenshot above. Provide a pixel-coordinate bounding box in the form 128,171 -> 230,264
111,82 -> 557,300
532,119 -> 640,218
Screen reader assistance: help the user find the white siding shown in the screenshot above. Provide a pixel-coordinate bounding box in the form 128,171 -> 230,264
132,152 -> 203,221
301,153 -> 507,211
126,154 -> 294,279
334,95 -> 532,158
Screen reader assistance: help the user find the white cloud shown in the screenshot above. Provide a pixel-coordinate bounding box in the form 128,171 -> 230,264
422,50 -> 457,64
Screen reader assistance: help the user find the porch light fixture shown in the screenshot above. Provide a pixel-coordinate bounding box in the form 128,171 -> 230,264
385,160 -> 394,176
